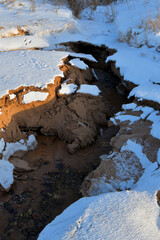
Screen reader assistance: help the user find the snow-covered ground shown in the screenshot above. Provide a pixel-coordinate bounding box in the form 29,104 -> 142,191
0,0 -> 160,239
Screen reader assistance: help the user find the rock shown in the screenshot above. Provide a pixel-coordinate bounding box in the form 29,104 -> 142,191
9,157 -> 32,172
12,150 -> 26,158
67,138 -> 80,154
81,104 -> 160,197
81,150 -> 143,196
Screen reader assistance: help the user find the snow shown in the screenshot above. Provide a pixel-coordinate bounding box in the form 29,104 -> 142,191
121,140 -> 151,169
0,134 -> 37,189
140,106 -> 154,119
0,160 -> 14,190
22,91 -> 49,104
70,58 -> 88,70
122,103 -> 137,110
0,50 -> 98,98
77,84 -> 101,96
115,114 -> 140,125
0,138 -> 5,153
0,50 -> 68,97
59,83 -> 78,95
107,47 -> 160,104
92,69 -> 98,80
27,134 -> 38,150
1,0 -> 160,238
0,36 -> 49,52
69,53 -> 97,62
3,141 -> 26,161
38,190 -> 160,240
9,94 -> 16,100
1,134 -> 38,161
147,111 -> 160,140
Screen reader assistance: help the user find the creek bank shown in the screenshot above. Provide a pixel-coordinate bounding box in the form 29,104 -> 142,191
0,42 -> 129,160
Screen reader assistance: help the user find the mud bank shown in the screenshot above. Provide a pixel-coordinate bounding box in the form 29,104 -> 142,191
0,44 -> 129,157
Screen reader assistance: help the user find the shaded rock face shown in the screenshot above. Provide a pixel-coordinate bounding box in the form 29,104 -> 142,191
81,106 -> 160,196
81,150 -> 143,196
38,94 -> 107,153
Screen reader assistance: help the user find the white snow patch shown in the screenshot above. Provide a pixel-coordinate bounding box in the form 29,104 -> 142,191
1,128 -> 5,133
0,138 -> 5,153
69,53 -> 97,62
122,103 -> 137,110
27,134 -> 38,150
107,47 -> 160,104
147,111 -> 160,140
0,160 -> 14,190
77,84 -> 100,96
9,94 -> 16,100
140,106 -> 154,119
3,141 -> 28,161
2,135 -> 37,161
59,83 -> 78,95
109,117 -> 118,125
92,69 -> 98,80
0,134 -> 37,190
22,91 -> 49,104
115,115 -> 140,125
70,58 -> 88,70
121,140 -> 151,169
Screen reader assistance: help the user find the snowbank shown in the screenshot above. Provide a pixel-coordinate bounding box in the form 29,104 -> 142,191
0,135 -> 37,190
0,160 -> 14,190
38,189 -> 160,240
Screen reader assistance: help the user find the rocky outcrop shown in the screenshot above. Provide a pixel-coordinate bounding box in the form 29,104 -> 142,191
81,103 -> 160,196
0,55 -> 124,154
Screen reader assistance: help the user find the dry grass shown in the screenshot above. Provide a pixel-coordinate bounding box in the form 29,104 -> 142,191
48,0 -> 117,17
2,0 -> 117,16
3,0 -> 36,11
144,1 -> 160,32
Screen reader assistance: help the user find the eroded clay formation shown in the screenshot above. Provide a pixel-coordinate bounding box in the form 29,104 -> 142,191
0,56 -> 110,155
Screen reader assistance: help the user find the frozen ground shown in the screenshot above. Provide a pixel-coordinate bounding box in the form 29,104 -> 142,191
0,0 -> 160,239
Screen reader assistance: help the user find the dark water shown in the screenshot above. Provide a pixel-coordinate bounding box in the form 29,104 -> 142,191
0,126 -> 118,240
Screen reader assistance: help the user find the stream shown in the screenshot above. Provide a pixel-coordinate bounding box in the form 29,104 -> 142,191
0,40 -> 129,240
